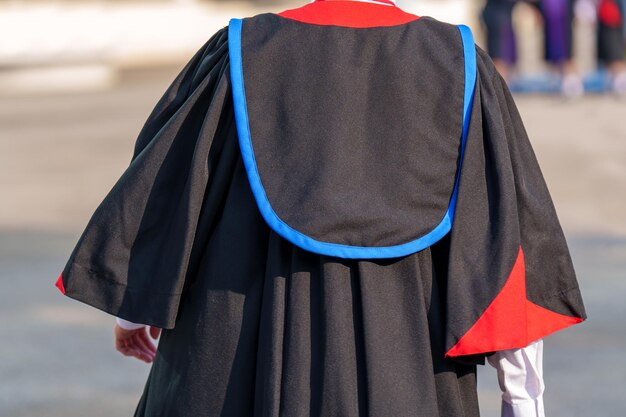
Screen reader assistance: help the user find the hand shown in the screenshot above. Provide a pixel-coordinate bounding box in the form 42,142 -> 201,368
114,323 -> 161,363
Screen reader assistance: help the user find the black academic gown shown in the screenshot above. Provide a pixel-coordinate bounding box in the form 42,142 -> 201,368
55,2 -> 587,416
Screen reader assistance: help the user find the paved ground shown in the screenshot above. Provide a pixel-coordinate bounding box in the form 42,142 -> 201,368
1,64 -> 625,417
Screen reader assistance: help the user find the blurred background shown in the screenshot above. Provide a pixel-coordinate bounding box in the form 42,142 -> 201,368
0,0 -> 624,416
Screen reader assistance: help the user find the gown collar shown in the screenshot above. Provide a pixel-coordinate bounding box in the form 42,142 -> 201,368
310,0 -> 398,7
278,0 -> 420,27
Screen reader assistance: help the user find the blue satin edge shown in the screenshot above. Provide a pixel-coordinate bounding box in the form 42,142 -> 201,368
228,18 -> 477,259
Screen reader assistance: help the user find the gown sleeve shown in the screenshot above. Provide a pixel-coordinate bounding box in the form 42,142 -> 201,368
441,45 -> 588,362
54,26 -> 231,330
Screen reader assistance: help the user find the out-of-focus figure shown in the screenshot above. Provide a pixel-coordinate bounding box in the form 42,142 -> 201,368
481,0 -> 626,95
597,0 -> 626,94
480,0 -> 518,81
530,0 -> 586,96
480,0 -> 585,95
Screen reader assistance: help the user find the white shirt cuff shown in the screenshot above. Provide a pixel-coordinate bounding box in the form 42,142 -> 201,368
501,396 -> 545,417
115,317 -> 146,330
487,338 -> 545,417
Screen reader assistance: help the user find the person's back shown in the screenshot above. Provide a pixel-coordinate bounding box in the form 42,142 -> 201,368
55,1 -> 587,416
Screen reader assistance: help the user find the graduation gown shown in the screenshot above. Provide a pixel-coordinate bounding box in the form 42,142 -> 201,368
54,1 -> 588,416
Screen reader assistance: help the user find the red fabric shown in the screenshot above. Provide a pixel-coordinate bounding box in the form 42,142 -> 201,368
55,272 -> 66,294
277,0 -> 420,28
314,0 -> 397,6
598,0 -> 623,27
526,297 -> 584,341
445,246 -> 584,357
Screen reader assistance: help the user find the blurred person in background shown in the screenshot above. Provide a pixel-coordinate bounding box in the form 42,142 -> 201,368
529,0 -> 586,96
597,0 -> 626,93
480,0 -> 519,81
54,0 -> 588,416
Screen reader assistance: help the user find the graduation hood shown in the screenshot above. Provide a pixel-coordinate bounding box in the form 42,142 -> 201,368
229,14 -> 476,259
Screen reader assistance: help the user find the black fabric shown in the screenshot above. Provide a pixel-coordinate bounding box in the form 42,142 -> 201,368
59,28 -> 231,329
442,46 -> 587,354
242,14 -> 464,246
57,14 -> 586,417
